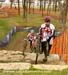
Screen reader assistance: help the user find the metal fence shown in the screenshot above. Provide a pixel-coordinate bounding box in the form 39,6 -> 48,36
0,26 -> 16,47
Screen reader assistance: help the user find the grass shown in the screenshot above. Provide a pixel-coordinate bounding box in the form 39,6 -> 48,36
0,19 -> 12,40
0,68 -> 68,75
0,13 -> 66,50
10,14 -> 62,28
0,14 -> 43,40
8,14 -> 44,27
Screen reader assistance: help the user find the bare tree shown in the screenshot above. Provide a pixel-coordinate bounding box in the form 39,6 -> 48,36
28,0 -> 31,14
47,0 -> 51,15
57,0 -> 68,58
32,2 -> 35,13
23,0 -> 27,18
43,0 -> 46,11
58,0 -> 68,30
17,0 -> 20,15
39,0 -> 42,11
9,0 -> 14,8
54,0 -> 58,12
41,3 -> 44,16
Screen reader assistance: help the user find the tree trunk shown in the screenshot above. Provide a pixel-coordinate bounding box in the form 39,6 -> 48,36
54,0 -> 57,12
47,0 -> 51,15
18,0 -> 20,15
10,0 -> 14,8
43,0 -> 46,11
10,2 -> 13,8
53,0 -> 55,11
23,0 -> 27,18
39,0 -> 42,11
59,0 -> 68,30
29,0 -> 31,14
33,2 -> 34,13
58,0 -> 68,59
41,4 -> 44,16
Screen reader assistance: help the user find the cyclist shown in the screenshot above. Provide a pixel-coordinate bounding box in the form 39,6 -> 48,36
39,16 -> 55,62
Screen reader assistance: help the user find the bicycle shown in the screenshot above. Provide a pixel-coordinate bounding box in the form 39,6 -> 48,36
31,34 -> 41,64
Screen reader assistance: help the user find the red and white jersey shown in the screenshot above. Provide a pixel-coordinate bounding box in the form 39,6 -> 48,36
39,23 -> 55,42
27,33 -> 34,41
32,36 -> 37,48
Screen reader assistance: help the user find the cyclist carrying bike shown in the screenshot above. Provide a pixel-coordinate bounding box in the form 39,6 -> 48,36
39,16 -> 55,62
27,29 -> 35,52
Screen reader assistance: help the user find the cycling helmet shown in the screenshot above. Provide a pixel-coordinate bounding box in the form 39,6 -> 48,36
30,29 -> 34,33
44,16 -> 51,22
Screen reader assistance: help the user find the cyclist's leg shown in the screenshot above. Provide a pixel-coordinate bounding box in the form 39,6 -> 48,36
43,41 -> 48,62
30,41 -> 33,52
40,42 -> 44,54
47,37 -> 51,56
